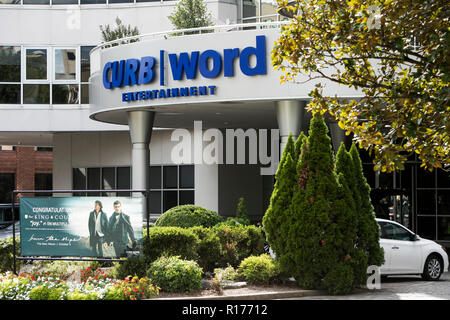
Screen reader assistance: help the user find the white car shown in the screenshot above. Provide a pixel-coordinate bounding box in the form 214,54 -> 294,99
377,218 -> 449,280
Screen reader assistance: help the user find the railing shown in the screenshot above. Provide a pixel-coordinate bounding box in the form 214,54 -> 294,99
89,21 -> 290,75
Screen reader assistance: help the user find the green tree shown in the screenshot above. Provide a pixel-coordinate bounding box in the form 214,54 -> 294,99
350,143 -> 385,267
285,114 -> 356,294
335,143 -> 368,287
273,0 -> 450,172
262,134 -> 297,258
168,0 -> 213,33
100,17 -> 139,46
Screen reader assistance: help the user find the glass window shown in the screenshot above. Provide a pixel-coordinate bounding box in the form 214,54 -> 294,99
108,0 -> 133,3
179,190 -> 194,205
163,166 -> 177,189
417,216 -> 436,240
81,46 -> 95,82
380,222 -> 412,241
81,84 -> 89,104
437,169 -> 450,188
437,191 -> 450,215
0,84 -> 20,104
73,168 -> 86,196
417,190 -> 436,215
243,0 -> 259,19
149,191 -> 161,214
23,0 -> 49,3
52,84 -> 79,104
0,46 -> 21,82
437,217 -> 450,241
179,165 -> 194,188
117,166 -> 131,196
87,168 -> 100,195
261,0 -> 277,16
136,0 -> 161,2
52,0 -> 77,4
26,49 -> 47,80
0,0 -> 21,4
163,191 -> 178,212
23,84 -> 50,104
35,173 -> 52,196
54,49 -> 77,80
80,0 -> 106,4
0,173 -> 15,203
362,164 -> 375,188
102,167 -> 116,196
150,166 -> 161,189
378,172 -> 393,189
417,168 -> 435,188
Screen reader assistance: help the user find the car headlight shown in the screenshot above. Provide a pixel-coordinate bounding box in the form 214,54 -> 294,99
441,246 -> 447,253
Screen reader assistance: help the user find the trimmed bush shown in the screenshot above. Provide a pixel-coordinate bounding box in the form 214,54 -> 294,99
146,256 -> 203,292
213,225 -> 265,268
155,205 -> 223,228
237,254 -> 280,284
190,226 -> 223,272
143,227 -> 199,261
0,237 -> 22,273
113,255 -> 149,279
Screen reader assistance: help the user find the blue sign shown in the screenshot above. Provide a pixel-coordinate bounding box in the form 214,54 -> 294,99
102,35 -> 267,91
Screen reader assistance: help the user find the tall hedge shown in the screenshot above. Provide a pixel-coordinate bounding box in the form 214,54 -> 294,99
349,143 -> 384,267
335,143 -> 368,288
282,114 -> 357,294
262,134 -> 297,258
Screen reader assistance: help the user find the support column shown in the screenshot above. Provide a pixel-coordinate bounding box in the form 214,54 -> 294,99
127,110 -> 155,193
275,100 -> 306,154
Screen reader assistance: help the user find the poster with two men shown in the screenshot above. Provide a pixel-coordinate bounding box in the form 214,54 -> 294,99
19,197 -> 144,258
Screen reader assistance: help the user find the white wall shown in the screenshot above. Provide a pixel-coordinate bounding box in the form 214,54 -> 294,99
52,129 -> 220,212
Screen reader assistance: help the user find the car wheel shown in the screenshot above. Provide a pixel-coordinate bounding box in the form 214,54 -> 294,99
421,255 -> 443,281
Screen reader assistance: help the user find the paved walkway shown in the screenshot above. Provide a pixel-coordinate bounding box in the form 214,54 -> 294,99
285,272 -> 450,300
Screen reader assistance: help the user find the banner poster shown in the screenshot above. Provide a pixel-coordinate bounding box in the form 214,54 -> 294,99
19,197 -> 144,258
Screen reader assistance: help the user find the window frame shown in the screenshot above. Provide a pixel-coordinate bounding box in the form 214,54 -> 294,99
23,46 -> 50,83
52,46 -> 80,83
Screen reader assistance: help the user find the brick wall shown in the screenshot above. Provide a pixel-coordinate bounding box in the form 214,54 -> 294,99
0,147 -> 53,199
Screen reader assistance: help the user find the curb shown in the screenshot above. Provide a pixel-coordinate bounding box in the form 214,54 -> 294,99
152,289 -> 324,300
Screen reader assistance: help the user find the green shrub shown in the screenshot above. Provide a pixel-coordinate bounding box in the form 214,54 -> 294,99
155,205 -> 223,228
29,285 -> 64,300
143,227 -> 199,261
237,254 -> 280,284
213,225 -> 265,268
0,237 -> 22,273
113,255 -> 149,279
146,256 -> 203,292
235,197 -> 251,225
217,217 -> 250,227
189,226 -> 223,272
66,290 -> 98,300
210,265 -> 238,293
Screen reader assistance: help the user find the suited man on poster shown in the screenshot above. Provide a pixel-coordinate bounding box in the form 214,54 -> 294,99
88,200 -> 109,257
108,200 -> 137,257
